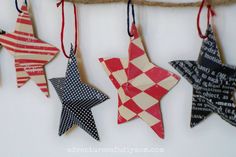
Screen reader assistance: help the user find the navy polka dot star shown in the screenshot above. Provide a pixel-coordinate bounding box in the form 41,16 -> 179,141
50,46 -> 109,141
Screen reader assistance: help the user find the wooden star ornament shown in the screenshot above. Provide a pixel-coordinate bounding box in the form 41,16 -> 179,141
99,23 -> 180,139
0,4 -> 59,97
170,25 -> 236,127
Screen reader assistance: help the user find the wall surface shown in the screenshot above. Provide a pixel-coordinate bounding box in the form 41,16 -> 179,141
0,0 -> 236,157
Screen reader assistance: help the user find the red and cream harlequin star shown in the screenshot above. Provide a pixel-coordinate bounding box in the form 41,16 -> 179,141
99,24 -> 180,139
0,4 -> 59,97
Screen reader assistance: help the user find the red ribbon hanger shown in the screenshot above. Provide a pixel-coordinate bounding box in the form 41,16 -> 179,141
57,0 -> 78,58
197,0 -> 216,39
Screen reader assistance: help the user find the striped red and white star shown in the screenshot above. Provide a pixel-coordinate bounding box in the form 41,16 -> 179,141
0,4 -> 59,97
99,23 -> 180,139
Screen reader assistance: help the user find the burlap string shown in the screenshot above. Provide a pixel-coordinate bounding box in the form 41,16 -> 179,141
64,0 -> 236,7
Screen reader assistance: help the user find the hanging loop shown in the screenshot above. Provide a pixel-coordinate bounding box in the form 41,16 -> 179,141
57,0 -> 78,59
127,0 -> 136,37
197,0 -> 216,39
15,0 -> 27,13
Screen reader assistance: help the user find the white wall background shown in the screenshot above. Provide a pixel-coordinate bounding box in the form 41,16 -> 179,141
0,0 -> 236,156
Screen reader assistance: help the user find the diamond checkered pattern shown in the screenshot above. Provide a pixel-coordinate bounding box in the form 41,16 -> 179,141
99,24 -> 180,139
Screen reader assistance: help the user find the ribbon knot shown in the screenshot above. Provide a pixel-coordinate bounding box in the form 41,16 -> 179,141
57,0 -> 64,8
207,4 -> 216,17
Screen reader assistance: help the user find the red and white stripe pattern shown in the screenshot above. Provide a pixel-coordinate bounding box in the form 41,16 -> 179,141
100,24 -> 180,139
0,4 -> 59,97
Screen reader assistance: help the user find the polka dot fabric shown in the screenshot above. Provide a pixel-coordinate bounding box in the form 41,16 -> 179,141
50,46 -> 109,141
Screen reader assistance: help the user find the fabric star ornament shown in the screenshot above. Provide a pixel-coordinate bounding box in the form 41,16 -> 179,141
0,29 -> 5,34
0,4 -> 59,97
99,24 -> 180,139
50,47 -> 109,141
0,29 -> 5,35
0,29 -> 5,47
0,29 -> 5,77
170,25 -> 236,127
